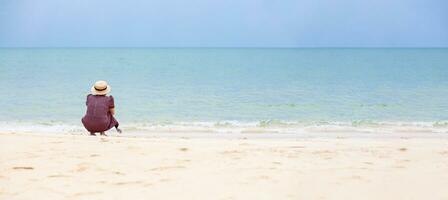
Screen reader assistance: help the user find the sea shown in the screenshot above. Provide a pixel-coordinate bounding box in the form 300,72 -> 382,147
1,48 -> 448,134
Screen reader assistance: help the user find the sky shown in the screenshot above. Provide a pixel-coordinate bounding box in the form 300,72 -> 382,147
0,0 -> 447,47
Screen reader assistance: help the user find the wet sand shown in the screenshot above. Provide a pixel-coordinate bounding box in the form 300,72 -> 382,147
1,132 -> 448,199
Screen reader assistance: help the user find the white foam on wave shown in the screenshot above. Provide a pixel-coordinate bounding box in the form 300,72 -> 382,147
0,120 -> 447,135
0,121 -> 85,134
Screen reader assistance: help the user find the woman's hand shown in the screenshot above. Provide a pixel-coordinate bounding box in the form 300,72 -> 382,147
109,108 -> 115,115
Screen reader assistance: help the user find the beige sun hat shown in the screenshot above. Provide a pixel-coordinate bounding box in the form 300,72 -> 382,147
91,80 -> 111,95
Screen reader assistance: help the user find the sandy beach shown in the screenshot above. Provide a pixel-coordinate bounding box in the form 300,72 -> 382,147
1,132 -> 448,200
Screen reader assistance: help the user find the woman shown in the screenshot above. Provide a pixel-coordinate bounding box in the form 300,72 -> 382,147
82,80 -> 122,136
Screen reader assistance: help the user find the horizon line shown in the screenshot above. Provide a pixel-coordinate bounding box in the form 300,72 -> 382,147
1,46 -> 447,49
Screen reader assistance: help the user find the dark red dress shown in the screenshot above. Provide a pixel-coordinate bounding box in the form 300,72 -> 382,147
82,94 -> 119,133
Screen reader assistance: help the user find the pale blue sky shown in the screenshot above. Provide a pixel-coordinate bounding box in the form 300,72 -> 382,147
0,0 -> 447,47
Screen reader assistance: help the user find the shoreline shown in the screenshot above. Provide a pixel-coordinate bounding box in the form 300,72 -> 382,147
2,129 -> 448,140
1,120 -> 448,139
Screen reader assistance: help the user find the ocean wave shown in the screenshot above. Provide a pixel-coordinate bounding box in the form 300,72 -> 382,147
0,120 -> 447,134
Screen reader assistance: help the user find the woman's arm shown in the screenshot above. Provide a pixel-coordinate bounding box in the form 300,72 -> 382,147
109,96 -> 115,115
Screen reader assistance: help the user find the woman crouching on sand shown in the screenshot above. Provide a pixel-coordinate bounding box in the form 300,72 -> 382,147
82,80 -> 122,136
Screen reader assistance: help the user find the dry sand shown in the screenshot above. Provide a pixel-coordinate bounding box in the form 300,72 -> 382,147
1,132 -> 448,200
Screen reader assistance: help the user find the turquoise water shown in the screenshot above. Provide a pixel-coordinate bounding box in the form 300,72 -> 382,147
1,48 -> 448,132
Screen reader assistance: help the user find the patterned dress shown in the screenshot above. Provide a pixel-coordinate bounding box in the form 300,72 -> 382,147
81,94 -> 119,133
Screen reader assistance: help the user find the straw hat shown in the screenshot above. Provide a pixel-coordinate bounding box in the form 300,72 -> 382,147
91,80 -> 111,95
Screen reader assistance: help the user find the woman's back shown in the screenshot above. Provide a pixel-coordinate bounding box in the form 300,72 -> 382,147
85,94 -> 113,118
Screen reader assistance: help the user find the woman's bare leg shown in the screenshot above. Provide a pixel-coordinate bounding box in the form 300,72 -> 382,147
100,132 -> 107,136
90,132 -> 96,136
